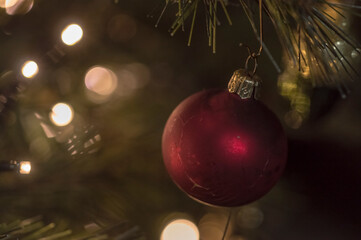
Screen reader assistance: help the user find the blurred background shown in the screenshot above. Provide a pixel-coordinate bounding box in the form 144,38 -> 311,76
0,0 -> 361,239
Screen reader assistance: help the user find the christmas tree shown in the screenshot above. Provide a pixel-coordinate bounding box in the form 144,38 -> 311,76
1,0 -> 361,239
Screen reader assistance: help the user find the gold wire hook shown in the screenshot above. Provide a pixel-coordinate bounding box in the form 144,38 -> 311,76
256,0 -> 263,57
245,54 -> 258,77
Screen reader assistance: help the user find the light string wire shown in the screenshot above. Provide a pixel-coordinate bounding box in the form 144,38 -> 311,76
221,208 -> 233,240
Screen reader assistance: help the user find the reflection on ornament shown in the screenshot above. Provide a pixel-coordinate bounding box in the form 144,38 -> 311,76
61,24 -> 83,46
161,219 -> 199,240
19,161 -> 31,174
162,89 -> 287,207
21,60 -> 38,78
50,103 -> 74,127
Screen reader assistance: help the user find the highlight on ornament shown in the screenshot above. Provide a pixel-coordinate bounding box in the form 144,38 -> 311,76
19,161 -> 31,174
50,102 -> 74,127
1,0 -> 34,15
161,219 -> 199,240
61,24 -> 83,46
21,60 -> 39,78
85,66 -> 118,96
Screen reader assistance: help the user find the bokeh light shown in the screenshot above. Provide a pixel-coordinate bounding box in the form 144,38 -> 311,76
236,206 -> 264,229
29,137 -> 51,159
61,24 -> 83,46
0,0 -> 15,8
116,63 -> 150,97
198,212 -> 228,240
50,103 -> 74,127
85,66 -> 118,96
19,161 -> 31,174
284,110 -> 303,129
351,49 -> 360,59
161,219 -> 199,240
229,236 -> 248,240
2,0 -> 33,15
278,66 -> 311,128
21,60 -> 39,78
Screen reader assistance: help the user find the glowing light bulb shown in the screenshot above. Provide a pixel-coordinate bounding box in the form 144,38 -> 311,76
1,0 -> 17,8
61,24 -> 83,46
19,161 -> 31,174
21,60 -> 38,78
50,103 -> 74,126
4,0 -> 33,15
161,219 -> 199,240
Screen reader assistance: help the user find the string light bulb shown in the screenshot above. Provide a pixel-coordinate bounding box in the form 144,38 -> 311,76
4,0 -> 34,15
0,160 -> 32,174
61,24 -> 83,46
161,219 -> 199,240
21,60 -> 38,78
0,0 -> 17,8
50,102 -> 74,126
19,161 -> 31,174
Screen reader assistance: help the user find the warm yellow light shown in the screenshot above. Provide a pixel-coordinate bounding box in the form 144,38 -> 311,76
61,24 -> 83,46
4,0 -> 33,15
21,60 -> 38,78
1,0 -> 17,8
85,66 -> 118,96
198,213 -> 227,240
19,161 -> 31,174
50,103 -> 74,127
161,219 -> 199,240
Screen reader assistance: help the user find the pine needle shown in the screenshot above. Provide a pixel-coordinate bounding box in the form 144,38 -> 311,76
220,0 -> 232,25
188,0 -> 199,46
156,0 -> 361,89
212,0 -> 217,53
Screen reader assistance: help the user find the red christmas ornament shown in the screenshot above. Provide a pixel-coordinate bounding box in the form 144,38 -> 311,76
162,71 -> 287,207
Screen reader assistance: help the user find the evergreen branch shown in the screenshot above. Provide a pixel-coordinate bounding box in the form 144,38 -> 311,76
0,217 -> 142,240
156,0 -> 361,88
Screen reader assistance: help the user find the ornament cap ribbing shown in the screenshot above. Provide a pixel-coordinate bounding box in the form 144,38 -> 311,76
228,69 -> 259,99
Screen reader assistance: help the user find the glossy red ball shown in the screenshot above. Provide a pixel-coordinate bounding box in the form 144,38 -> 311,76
162,89 -> 287,207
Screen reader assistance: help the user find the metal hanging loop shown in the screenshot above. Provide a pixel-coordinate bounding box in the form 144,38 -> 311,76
228,0 -> 263,99
239,0 -> 263,78
244,54 -> 258,78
